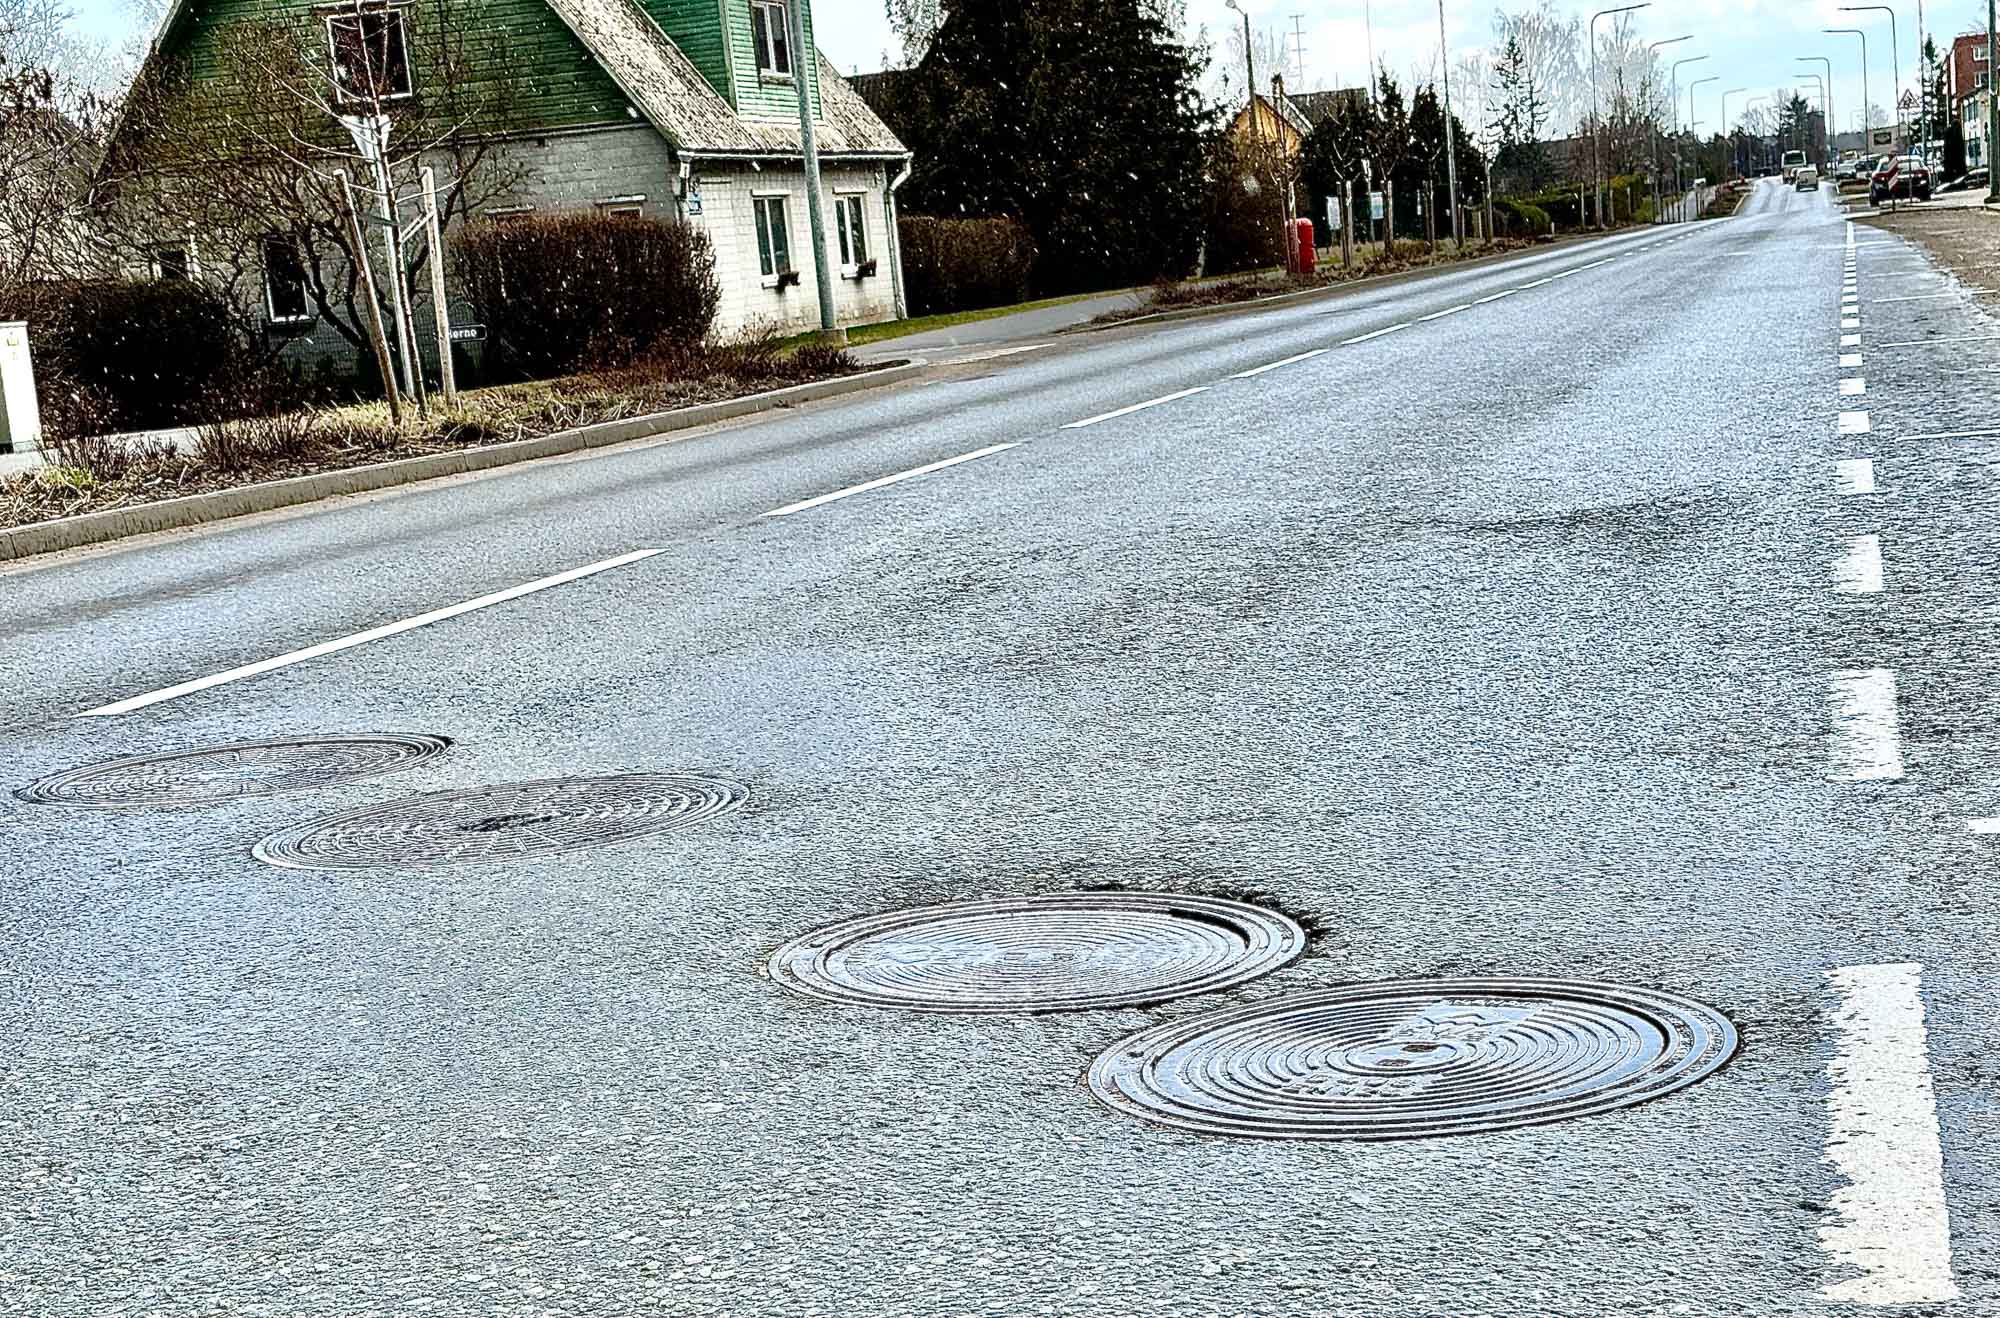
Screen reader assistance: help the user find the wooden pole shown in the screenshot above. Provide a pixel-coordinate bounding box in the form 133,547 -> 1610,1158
338,170 -> 403,428
421,167 -> 456,409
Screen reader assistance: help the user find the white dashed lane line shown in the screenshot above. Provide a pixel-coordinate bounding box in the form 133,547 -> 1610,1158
1837,459 -> 1877,494
763,443 -> 1022,515
1841,353 -> 1864,368
1841,378 -> 1867,396
1061,387 -> 1209,430
1417,305 -> 1470,322
1839,411 -> 1873,435
1835,534 -> 1885,594
1342,323 -> 1411,345
1229,349 -> 1327,379
1829,669 -> 1906,781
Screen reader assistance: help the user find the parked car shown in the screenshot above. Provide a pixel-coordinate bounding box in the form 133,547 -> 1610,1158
1795,165 -> 1820,191
1843,155 -> 1878,182
1940,167 -> 1990,194
1870,155 -> 1933,203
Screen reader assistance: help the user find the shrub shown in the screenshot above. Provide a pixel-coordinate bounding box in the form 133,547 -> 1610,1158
453,212 -> 722,379
0,278 -> 242,435
897,216 -> 1038,317
1492,197 -> 1552,237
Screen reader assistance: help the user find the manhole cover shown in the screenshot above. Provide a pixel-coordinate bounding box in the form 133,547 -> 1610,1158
1086,977 -> 1736,1140
17,734 -> 451,809
252,772 -> 747,870
767,893 -> 1305,1013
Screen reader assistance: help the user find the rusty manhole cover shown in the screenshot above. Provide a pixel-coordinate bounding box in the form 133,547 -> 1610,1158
252,772 -> 747,870
1086,977 -> 1736,1140
17,734 -> 451,808
767,893 -> 1305,1013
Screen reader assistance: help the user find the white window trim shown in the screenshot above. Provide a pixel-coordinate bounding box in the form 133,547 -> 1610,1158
262,236 -> 314,324
484,203 -> 535,219
151,240 -> 196,281
753,193 -> 794,287
833,191 -> 870,277
751,0 -> 794,80
324,4 -> 416,106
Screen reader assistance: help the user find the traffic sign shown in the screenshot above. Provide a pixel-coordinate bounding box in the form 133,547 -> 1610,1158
448,324 -> 485,343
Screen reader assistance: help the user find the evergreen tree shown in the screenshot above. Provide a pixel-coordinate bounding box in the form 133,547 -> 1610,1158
893,0 -> 1212,293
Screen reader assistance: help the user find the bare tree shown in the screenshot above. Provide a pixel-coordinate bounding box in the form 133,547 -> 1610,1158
1492,2 -> 1583,135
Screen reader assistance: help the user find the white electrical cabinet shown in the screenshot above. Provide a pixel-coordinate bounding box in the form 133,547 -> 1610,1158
0,321 -> 40,454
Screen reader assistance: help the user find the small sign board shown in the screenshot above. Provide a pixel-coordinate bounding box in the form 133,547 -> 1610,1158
685,183 -> 703,216
1900,89 -> 1918,110
1871,127 -> 1893,148
1325,197 -> 1342,233
1369,190 -> 1385,221
448,324 -> 486,343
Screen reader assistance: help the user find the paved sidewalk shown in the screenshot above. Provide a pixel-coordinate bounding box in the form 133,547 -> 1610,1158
852,288 -> 1146,364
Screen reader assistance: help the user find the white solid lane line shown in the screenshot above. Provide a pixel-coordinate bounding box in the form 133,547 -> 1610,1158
1837,458 -> 1878,494
1230,349 -> 1327,379
1841,377 -> 1867,396
764,442 -> 1020,515
1829,669 -> 1905,781
1839,411 -> 1873,435
1418,305 -> 1470,322
1475,290 -> 1518,304
1835,534 -> 1885,594
1342,323 -> 1411,345
80,549 -> 667,718
1820,963 -> 1959,1306
1893,427 -> 2000,441
1876,290 -> 1996,302
1875,333 -> 2000,348
1841,353 -> 1864,367
1061,387 -> 1208,430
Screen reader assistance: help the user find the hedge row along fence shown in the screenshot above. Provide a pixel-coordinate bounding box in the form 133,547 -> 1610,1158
452,213 -> 723,379
896,216 -> 1039,318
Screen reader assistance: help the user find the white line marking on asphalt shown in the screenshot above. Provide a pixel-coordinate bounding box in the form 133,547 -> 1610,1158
1518,277 -> 1554,289
1841,353 -> 1864,367
1342,323 -> 1411,345
939,344 -> 1053,364
1230,349 -> 1327,379
1820,963 -> 1958,1305
1893,427 -> 2000,441
1842,377 -> 1867,396
1418,304 -> 1470,322
80,549 -> 668,718
763,443 -> 1020,515
1061,388 -> 1208,430
1875,291 -> 1992,303
1968,818 -> 2000,833
1875,333 -> 2000,348
1829,669 -> 1906,781
1837,458 -> 1878,494
1846,220 -> 1856,247
1839,411 -> 1873,434
1843,334 -> 1863,347
1843,317 -> 1863,330
1835,534 -> 1885,594
1475,290 -> 1518,304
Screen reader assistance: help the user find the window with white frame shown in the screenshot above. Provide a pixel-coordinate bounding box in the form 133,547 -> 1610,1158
1981,70 -> 1991,91
262,235 -> 312,323
1978,44 -> 1991,62
750,1 -> 792,77
151,244 -> 190,280
754,195 -> 792,278
326,5 -> 414,104
835,193 -> 867,269
597,196 -> 645,217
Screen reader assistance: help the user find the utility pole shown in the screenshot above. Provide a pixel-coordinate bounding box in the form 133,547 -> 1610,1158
1290,13 -> 1308,87
1800,56 -> 1835,166
1589,3 -> 1651,230
1988,0 -> 1999,203
786,0 -> 842,343
1841,8 -> 1902,150
1826,27 -> 1871,156
1646,37 -> 1691,225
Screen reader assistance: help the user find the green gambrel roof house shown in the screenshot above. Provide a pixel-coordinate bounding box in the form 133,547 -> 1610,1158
124,0 -> 913,353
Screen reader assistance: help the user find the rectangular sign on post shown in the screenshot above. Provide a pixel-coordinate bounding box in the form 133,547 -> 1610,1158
448,324 -> 486,343
1325,197 -> 1342,233
1871,128 -> 1893,148
1369,191 -> 1385,221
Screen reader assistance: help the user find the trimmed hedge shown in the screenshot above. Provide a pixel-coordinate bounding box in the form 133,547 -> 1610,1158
897,216 -> 1038,317
0,278 -> 240,434
453,212 -> 721,379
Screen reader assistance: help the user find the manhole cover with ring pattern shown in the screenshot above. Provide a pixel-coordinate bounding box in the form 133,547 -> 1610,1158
767,892 -> 1306,1013
16,734 -> 452,809
1085,977 -> 1737,1140
252,772 -> 748,870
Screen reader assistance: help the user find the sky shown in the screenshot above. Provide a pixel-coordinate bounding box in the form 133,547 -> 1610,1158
66,0 -> 1994,136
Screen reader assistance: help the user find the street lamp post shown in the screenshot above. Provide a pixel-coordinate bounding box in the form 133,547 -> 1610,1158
1721,86 -> 1747,176
1437,0 -> 1463,248
1670,54 -> 1709,212
1224,0 -> 1288,270
1747,96 -> 1770,174
1800,75 -> 1829,163
1988,0 -> 1999,203
1589,3 -> 1650,230
1826,27 -> 1872,155
1644,36 -> 1691,226
1689,75 -> 1719,199
1841,7 -> 1903,150
1799,56 -> 1835,164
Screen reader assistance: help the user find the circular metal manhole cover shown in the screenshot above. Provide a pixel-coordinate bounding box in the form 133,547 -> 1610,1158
252,772 -> 748,870
767,892 -> 1306,1014
1086,977 -> 1737,1140
17,734 -> 452,809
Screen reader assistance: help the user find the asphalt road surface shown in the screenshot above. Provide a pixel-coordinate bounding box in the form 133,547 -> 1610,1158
9,178 -> 2000,1317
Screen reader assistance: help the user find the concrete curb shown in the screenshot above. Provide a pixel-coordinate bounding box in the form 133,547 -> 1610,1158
0,360 -> 927,563
1068,229 -> 1683,335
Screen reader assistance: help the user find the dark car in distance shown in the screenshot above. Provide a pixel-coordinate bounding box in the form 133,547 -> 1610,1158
1870,155 -> 1933,204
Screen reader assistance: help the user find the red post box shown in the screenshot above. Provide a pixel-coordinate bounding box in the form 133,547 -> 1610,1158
1292,218 -> 1315,275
